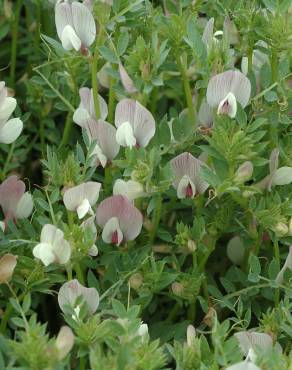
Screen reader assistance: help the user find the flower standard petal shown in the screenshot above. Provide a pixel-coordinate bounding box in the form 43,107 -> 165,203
113,179 -> 144,201
0,175 -> 25,219
53,238 -> 71,265
115,98 -> 136,128
72,2 -> 96,48
234,331 -> 273,356
63,182 -> 101,213
15,192 -> 33,219
276,246 -> 292,284
207,70 -> 251,109
118,63 -> 138,94
58,279 -> 99,315
0,97 -> 16,121
55,2 -> 74,41
202,17 -> 214,50
0,118 -> 23,144
86,119 -> 120,164
96,195 -> 143,242
40,224 -> 64,245
132,100 -> 155,147
0,254 -> 17,284
198,99 -> 213,127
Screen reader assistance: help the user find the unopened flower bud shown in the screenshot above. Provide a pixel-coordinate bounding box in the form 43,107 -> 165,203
187,240 -> 197,252
288,218 -> 292,236
129,273 -> 143,290
235,161 -> 253,183
186,325 -> 196,346
171,282 -> 184,296
0,254 -> 17,284
4,0 -> 12,19
55,326 -> 74,360
274,222 -> 288,237
203,307 -> 216,328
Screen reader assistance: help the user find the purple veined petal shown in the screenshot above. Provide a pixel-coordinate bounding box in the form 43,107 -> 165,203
234,331 -> 273,356
86,119 -> 120,163
82,0 -> 93,11
207,70 -> 251,109
113,179 -> 144,201
223,16 -> 239,45
58,279 -> 99,315
63,182 -> 101,212
198,99 -> 213,127
15,192 -> 33,219
0,118 -> 23,144
118,63 -> 138,94
0,176 -> 25,219
115,98 -> 136,128
96,195 -> 143,242
102,216 -> 123,245
61,24 -> 82,51
79,87 -> 91,112
202,17 -> 214,50
73,107 -> 91,127
217,92 -> 237,118
170,152 -> 209,194
276,246 -> 292,284
97,62 -> 111,89
55,2 -> 74,41
0,97 -> 16,121
269,148 -> 279,174
89,90 -> 108,120
132,100 -> 156,147
72,2 -> 96,48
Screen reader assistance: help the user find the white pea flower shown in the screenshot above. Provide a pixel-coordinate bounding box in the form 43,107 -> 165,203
55,0 -> 96,52
115,99 -> 155,149
0,81 -> 23,144
206,70 -> 251,118
170,152 -> 209,199
256,148 -> 292,191
63,181 -> 101,219
225,361 -> 261,370
113,179 -> 144,201
55,326 -> 74,360
73,87 -> 108,126
58,279 -> 99,316
276,246 -> 292,284
33,224 -> 71,266
234,331 -> 273,357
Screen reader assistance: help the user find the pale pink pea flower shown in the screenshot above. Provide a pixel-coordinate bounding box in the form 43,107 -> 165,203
96,195 -> 143,246
206,70 -> 251,118
170,152 -> 209,199
58,279 -> 99,316
55,0 -> 96,52
0,175 -> 33,225
63,181 -> 101,219
114,99 -> 155,149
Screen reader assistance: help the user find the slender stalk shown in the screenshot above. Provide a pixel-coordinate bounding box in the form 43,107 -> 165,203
92,29 -> 104,120
107,74 -> 116,123
74,263 -> 85,285
10,0 -> 23,87
60,111 -> 73,148
176,54 -> 196,123
1,142 -> 15,180
274,240 -> 280,306
271,49 -> 278,83
149,195 -> 162,243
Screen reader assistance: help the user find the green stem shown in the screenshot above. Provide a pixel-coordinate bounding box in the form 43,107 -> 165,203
271,49 -> 278,83
75,263 -> 85,285
1,142 -> 15,180
176,54 -> 196,123
149,195 -> 162,243
60,111 -> 73,148
10,0 -> 23,87
274,240 -> 280,306
166,302 -> 180,323
107,74 -> 116,123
